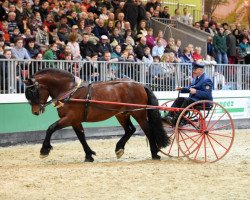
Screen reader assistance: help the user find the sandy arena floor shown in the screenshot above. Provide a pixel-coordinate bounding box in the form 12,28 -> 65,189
0,129 -> 249,200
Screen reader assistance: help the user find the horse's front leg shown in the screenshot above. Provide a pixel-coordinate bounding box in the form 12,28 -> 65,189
40,121 -> 62,158
73,124 -> 96,162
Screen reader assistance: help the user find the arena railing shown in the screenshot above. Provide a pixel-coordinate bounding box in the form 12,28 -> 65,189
0,59 -> 249,94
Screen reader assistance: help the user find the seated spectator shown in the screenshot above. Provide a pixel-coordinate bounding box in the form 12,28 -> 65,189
44,13 -> 57,31
80,52 -> 100,81
84,24 -> 100,45
57,25 -> 68,45
67,33 -> 81,60
152,38 -> 164,58
77,19 -> 85,36
67,11 -> 79,27
79,33 -> 98,59
111,45 -> 122,59
155,30 -> 167,48
142,47 -> 153,71
97,35 -> 112,57
150,56 -> 164,77
134,36 -> 148,60
99,6 -> 109,21
121,36 -> 134,52
145,28 -> 156,49
87,1 -> 99,17
30,12 -> 43,34
175,39 -> 182,58
10,27 -> 21,44
58,45 -> 72,60
43,42 -> 58,61
11,37 -> 31,59
71,25 -> 83,42
164,37 -> 175,53
180,47 -> 194,63
192,47 -> 203,62
124,29 -> 135,46
107,20 -> 115,35
137,20 -> 148,37
92,18 -> 109,39
110,28 -> 125,47
35,25 -> 49,52
25,38 -> 40,59
0,39 -> 5,55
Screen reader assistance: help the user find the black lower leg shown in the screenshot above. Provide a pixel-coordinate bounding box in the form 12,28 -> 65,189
40,121 -> 61,156
115,120 -> 136,152
73,126 -> 96,162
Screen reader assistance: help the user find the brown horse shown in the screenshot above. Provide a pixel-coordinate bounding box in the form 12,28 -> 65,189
24,68 -> 170,162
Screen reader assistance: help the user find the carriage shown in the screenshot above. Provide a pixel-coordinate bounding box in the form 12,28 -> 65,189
24,68 -> 235,163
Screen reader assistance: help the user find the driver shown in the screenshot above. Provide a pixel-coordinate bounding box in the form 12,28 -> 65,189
163,62 -> 213,125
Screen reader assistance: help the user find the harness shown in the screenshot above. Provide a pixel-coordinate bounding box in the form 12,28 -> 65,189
83,83 -> 93,122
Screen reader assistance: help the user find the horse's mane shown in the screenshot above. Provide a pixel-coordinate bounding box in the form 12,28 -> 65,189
34,68 -> 74,79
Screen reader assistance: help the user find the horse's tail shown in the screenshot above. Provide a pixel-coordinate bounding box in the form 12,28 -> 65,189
144,86 -> 170,148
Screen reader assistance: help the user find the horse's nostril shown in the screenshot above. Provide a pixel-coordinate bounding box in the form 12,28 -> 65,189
33,111 -> 39,116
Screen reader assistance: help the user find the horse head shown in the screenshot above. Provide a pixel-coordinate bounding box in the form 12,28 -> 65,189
24,78 -> 50,115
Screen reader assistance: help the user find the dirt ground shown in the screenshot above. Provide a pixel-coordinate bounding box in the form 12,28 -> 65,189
0,129 -> 249,200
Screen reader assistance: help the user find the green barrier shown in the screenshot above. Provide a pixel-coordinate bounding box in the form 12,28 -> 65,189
0,103 -> 121,134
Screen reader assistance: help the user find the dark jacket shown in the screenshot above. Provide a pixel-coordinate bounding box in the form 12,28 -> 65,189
134,43 -> 148,60
181,73 -> 213,101
122,0 -> 138,29
79,41 -> 98,59
226,33 -> 237,57
213,33 -> 227,53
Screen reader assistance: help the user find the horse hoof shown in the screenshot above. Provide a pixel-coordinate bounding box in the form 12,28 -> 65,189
39,154 -> 49,159
40,145 -> 53,158
152,155 -> 161,160
84,157 -> 94,162
116,149 -> 124,159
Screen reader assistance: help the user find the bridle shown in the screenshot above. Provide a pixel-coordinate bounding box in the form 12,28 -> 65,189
26,77 -> 83,110
25,78 -> 53,110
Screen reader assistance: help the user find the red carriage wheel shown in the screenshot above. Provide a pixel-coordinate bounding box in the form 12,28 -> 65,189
159,100 -> 183,157
175,100 -> 235,163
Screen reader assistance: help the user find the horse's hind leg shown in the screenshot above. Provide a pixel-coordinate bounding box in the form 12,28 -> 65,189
131,111 -> 160,160
115,113 -> 136,159
73,124 -> 96,162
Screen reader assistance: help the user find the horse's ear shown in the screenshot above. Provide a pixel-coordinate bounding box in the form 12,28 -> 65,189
23,78 -> 32,85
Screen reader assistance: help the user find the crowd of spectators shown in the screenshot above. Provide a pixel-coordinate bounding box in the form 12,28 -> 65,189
0,0 -> 249,91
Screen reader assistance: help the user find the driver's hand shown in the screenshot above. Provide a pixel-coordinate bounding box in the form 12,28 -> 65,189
176,87 -> 182,91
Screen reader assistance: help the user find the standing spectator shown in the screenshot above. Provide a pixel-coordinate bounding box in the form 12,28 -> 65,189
123,0 -> 138,31
199,14 -> 208,28
0,49 -> 12,92
226,29 -> 237,64
238,36 -> 250,64
207,36 -> 215,59
201,21 -> 210,33
180,7 -> 192,25
172,8 -> 181,22
137,0 -> 147,24
39,1 -> 49,22
160,6 -> 170,20
208,23 -> 218,37
213,27 -> 228,64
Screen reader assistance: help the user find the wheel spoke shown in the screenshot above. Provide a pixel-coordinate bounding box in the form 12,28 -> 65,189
183,134 -> 203,154
206,104 -> 217,127
193,135 -> 204,161
207,112 -> 227,131
206,134 -> 219,160
207,134 -> 228,150
209,123 -> 232,132
209,132 -> 233,138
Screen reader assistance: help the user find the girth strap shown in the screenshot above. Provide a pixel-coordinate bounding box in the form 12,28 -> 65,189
83,83 -> 93,122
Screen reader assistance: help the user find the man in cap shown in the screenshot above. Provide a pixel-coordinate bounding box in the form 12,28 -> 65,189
163,62 -> 213,125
